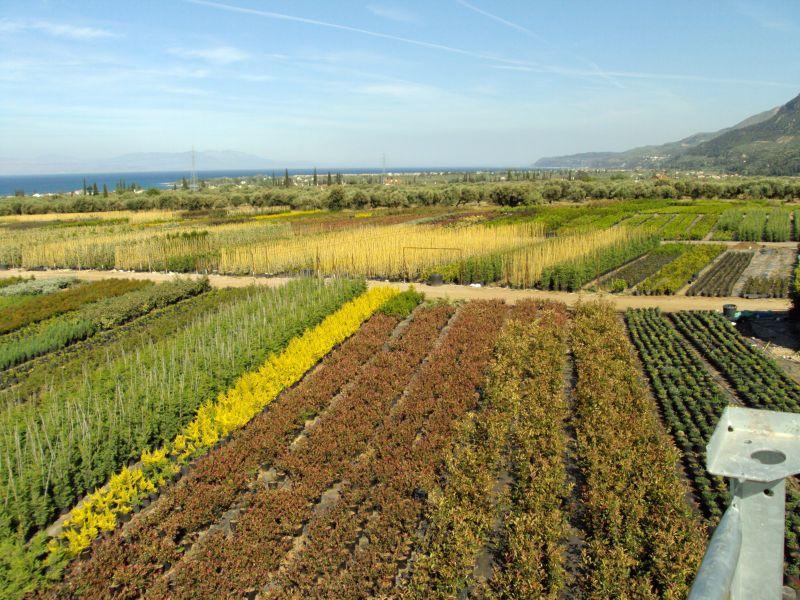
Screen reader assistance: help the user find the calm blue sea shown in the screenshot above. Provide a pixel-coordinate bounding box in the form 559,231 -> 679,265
0,167 -> 490,197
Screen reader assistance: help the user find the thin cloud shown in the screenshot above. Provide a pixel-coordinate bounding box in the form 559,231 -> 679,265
184,0 -> 625,90
492,64 -> 800,89
0,18 -> 116,40
238,73 -> 275,82
157,85 -> 212,97
168,45 -> 250,65
356,82 -> 439,99
737,2 -> 798,32
366,4 -> 417,24
184,0 -> 531,67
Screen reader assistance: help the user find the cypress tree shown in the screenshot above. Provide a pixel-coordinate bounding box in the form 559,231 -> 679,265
284,168 -> 290,187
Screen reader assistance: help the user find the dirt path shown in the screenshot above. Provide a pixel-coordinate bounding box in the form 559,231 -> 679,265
0,268 -> 791,312
663,239 -> 798,249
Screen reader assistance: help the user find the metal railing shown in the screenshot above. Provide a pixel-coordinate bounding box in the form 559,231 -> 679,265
689,505 -> 741,599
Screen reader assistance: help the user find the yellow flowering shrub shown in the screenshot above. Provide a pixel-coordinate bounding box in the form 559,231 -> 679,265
50,467 -> 156,557
253,209 -> 322,221
49,286 -> 396,558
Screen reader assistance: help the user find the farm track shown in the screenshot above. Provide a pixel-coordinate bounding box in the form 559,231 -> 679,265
0,268 -> 790,311
560,349 -> 587,600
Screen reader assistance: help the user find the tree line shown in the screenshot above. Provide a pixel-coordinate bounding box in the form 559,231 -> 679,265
2,176 -> 799,215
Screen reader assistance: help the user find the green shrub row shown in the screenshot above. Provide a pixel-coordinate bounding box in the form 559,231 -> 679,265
0,278 -> 210,371
537,233 -> 660,291
376,287 -> 423,318
0,278 -> 364,544
0,277 -> 76,297
0,277 -> 27,290
0,279 -> 149,334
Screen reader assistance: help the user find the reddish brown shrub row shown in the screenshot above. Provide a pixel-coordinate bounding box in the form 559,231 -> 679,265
403,302 -> 571,598
144,304 -> 455,598
272,301 -> 510,598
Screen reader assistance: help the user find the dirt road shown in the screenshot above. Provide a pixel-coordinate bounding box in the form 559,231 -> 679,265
0,268 -> 790,313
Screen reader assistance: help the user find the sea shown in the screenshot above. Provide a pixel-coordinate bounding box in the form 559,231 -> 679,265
0,167 -> 490,197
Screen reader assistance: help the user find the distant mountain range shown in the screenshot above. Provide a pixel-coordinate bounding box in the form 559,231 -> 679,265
0,151 -> 281,176
535,92 -> 800,175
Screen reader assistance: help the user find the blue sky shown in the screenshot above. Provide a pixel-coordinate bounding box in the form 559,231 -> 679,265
1,0 -> 799,169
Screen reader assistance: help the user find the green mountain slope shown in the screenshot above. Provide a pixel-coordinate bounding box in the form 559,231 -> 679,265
670,94 -> 800,175
534,97 -> 795,174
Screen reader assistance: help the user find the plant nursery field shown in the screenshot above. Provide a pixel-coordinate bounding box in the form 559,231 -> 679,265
1,198 -> 795,294
1,268 -> 798,597
2,196 -> 800,598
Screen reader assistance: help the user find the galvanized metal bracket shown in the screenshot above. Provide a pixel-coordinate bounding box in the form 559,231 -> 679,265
691,406 -> 800,600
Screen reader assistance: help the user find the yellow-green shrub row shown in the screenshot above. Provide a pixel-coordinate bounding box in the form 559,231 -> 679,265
407,303 -> 570,598
571,301 -> 705,597
48,286 -> 398,560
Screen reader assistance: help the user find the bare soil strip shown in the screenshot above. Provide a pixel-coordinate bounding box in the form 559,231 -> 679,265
560,350 -> 587,599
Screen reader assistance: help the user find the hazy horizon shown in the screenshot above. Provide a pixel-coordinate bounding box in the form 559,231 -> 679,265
1,0 -> 799,171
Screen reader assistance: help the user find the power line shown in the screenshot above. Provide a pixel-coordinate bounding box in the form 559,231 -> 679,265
190,147 -> 199,191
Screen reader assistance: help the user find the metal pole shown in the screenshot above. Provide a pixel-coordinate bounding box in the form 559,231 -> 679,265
691,407 -> 800,600
730,478 -> 786,599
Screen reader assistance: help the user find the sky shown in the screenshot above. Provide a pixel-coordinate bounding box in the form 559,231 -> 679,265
1,0 -> 799,170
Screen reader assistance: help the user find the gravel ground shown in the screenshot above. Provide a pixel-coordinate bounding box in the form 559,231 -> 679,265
732,245 -> 797,296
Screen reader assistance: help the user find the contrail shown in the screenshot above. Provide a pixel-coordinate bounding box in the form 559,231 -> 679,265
185,0 -> 796,90
454,0 -> 624,88
454,0 -> 550,44
185,0 -> 533,68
